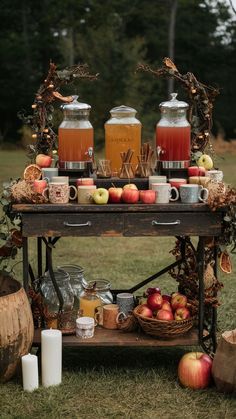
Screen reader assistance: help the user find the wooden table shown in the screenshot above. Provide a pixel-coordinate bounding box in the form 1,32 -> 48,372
12,202 -> 224,354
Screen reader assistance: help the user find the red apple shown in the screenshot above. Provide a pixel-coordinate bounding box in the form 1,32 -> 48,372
136,304 -> 153,318
171,293 -> 187,311
198,166 -> 206,176
161,301 -> 172,312
145,287 -> 161,296
156,309 -> 174,321
174,307 -> 190,320
123,183 -> 138,190
139,190 -> 156,204
122,188 -> 139,204
147,292 -> 163,311
108,187 -> 123,203
188,166 -> 200,177
178,352 -> 213,389
35,153 -> 52,168
162,294 -> 171,302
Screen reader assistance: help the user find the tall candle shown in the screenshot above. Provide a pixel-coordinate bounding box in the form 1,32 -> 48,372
21,353 -> 39,392
41,329 -> 62,387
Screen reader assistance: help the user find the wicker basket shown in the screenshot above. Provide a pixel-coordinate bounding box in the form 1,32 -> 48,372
133,306 -> 195,338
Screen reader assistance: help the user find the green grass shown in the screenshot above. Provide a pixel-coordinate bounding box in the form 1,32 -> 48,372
1,150 -> 236,418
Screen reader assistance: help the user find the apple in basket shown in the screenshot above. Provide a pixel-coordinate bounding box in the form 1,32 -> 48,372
162,294 -> 171,302
137,304 -> 153,318
178,352 -> 213,389
145,287 -> 161,296
156,309 -> 174,321
161,301 -> 172,312
171,293 -> 187,311
174,307 -> 190,321
147,292 -> 163,311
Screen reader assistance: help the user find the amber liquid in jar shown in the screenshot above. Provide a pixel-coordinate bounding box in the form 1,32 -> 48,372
58,127 -> 94,162
156,126 -> 190,161
105,124 -> 141,173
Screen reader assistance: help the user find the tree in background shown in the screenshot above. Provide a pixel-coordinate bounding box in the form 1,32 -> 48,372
0,0 -> 236,147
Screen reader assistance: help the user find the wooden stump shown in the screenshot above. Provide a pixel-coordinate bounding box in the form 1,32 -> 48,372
0,274 -> 34,382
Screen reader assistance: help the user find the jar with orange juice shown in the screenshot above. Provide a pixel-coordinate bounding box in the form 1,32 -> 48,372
79,279 -> 113,318
105,105 -> 142,175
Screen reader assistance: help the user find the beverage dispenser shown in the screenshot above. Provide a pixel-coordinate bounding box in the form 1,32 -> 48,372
156,93 -> 190,170
58,96 -> 94,172
105,105 -> 141,174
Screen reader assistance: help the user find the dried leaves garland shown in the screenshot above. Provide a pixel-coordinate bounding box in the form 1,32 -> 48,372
18,62 -> 98,158
137,57 -> 220,152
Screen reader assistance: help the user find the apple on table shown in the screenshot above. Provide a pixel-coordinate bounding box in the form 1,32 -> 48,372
197,154 -> 214,170
122,184 -> 139,204
139,190 -> 156,204
93,188 -> 109,204
108,186 -> 123,203
35,153 -> 52,168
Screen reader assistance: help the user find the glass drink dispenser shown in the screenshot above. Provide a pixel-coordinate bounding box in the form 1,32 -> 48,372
58,96 -> 94,170
105,105 -> 141,174
156,93 -> 190,169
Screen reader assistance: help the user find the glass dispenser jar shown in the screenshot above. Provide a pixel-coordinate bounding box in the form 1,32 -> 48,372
79,279 -> 113,318
41,270 -> 74,332
57,264 -> 85,312
156,93 -> 190,169
58,95 -> 94,169
105,105 -> 142,175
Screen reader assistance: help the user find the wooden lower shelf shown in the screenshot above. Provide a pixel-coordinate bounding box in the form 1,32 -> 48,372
33,327 -> 199,347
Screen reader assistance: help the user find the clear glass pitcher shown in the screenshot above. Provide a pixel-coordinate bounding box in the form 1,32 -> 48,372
105,105 -> 142,175
58,95 -> 94,169
156,93 -> 190,169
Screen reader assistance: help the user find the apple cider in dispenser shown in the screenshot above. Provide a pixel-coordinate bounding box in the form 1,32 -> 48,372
156,93 -> 190,169
105,105 -> 141,174
58,96 -> 94,170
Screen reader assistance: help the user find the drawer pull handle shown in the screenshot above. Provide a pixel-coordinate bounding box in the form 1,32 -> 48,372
64,221 -> 92,227
152,219 -> 180,226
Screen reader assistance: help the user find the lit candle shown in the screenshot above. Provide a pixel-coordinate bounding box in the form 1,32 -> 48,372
21,353 -> 39,392
41,329 -> 62,387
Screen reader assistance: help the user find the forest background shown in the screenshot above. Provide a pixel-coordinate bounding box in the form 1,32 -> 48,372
1,0 -> 236,151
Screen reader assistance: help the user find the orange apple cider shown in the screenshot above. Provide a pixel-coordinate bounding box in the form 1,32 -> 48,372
58,127 -> 93,162
79,295 -> 101,318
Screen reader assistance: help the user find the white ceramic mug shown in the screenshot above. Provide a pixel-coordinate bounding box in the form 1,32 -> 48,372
43,183 -> 77,204
42,167 -> 58,182
148,175 -> 167,189
51,176 -> 69,185
180,184 -> 209,203
77,185 -> 97,204
206,170 -> 223,183
151,183 -> 179,204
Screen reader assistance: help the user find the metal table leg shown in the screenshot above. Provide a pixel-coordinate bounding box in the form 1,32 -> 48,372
22,236 -> 29,292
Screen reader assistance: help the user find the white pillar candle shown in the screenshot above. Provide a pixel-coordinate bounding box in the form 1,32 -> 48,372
41,329 -> 62,387
21,353 -> 39,392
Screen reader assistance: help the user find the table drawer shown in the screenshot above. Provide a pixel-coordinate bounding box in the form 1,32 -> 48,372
124,212 -> 222,236
22,213 -> 124,237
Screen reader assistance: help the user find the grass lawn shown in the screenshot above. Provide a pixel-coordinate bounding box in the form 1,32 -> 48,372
0,149 -> 236,418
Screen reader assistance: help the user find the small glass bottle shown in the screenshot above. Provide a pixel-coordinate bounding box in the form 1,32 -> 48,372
105,105 -> 142,175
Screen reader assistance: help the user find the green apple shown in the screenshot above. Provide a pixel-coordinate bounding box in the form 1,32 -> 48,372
197,154 -> 213,170
93,188 -> 109,204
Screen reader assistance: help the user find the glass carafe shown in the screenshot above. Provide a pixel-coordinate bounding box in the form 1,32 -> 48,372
105,105 -> 142,175
156,93 -> 190,169
58,95 -> 94,169
41,270 -> 74,332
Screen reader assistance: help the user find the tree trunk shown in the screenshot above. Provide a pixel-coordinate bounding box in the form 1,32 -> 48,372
168,0 -> 178,96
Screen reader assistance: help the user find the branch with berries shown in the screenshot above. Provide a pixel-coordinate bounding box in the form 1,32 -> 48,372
18,62 -> 98,158
137,57 -> 220,152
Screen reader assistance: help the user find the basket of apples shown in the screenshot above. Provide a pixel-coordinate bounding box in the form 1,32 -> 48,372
133,288 -> 195,338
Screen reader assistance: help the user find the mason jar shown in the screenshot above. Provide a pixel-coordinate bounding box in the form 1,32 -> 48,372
57,264 -> 85,312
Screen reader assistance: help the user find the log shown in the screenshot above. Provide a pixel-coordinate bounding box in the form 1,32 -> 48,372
0,274 -> 34,382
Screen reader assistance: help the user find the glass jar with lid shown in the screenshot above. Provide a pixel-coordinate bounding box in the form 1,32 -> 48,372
58,95 -> 94,169
79,279 -> 113,318
105,105 -> 142,175
57,264 -> 85,312
156,93 -> 190,169
41,270 -> 74,332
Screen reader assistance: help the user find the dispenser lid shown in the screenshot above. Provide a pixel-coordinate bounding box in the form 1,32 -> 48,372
61,95 -> 91,111
159,93 -> 189,110
110,105 -> 137,116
